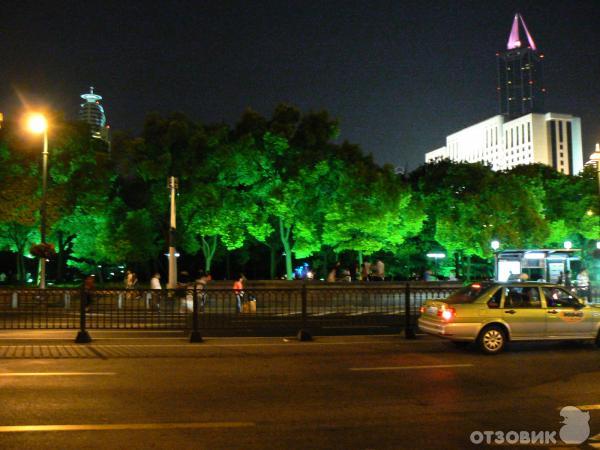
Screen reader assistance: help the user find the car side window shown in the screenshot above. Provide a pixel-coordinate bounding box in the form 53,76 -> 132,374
542,287 -> 581,308
504,286 -> 541,309
487,288 -> 502,308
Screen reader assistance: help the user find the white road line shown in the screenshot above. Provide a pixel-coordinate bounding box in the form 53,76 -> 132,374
0,372 -> 116,377
350,364 -> 473,371
0,422 -> 255,433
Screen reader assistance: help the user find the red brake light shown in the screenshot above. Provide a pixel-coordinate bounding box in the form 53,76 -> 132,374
471,283 -> 481,289
419,306 -> 425,314
438,307 -> 456,321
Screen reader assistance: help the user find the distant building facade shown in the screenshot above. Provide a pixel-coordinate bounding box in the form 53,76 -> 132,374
425,14 -> 584,175
426,113 -> 583,174
79,86 -> 110,143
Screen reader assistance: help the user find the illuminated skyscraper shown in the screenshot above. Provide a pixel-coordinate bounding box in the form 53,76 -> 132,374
497,13 -> 545,119
79,86 -> 110,143
425,14 -> 583,175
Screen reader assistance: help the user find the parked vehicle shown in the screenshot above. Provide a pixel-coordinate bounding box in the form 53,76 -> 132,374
418,282 -> 600,354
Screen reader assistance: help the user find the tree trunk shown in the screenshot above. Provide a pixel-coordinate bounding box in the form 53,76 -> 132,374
454,251 -> 461,279
56,231 -> 65,282
465,255 -> 472,281
278,218 -> 293,280
269,246 -> 277,280
16,252 -> 25,284
201,236 -> 217,273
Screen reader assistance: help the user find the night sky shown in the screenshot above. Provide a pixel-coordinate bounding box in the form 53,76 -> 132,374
2,0 -> 599,169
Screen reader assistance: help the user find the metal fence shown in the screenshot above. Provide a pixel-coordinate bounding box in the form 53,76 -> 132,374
1,282 -> 598,342
0,283 -> 460,339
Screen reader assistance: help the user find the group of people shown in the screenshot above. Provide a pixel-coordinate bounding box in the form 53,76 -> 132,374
326,260 -> 386,282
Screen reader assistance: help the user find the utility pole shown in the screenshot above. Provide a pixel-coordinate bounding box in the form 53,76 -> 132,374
167,176 -> 178,289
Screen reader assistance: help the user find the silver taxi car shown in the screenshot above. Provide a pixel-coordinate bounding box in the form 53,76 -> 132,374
418,282 -> 600,354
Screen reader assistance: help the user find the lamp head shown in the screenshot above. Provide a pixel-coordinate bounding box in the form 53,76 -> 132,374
27,113 -> 47,134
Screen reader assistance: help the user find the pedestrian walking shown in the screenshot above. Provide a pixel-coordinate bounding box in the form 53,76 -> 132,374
83,274 -> 95,311
150,272 -> 162,311
194,272 -> 210,311
327,261 -> 341,282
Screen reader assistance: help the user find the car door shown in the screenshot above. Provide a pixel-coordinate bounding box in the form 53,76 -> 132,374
501,286 -> 545,339
541,287 -> 593,338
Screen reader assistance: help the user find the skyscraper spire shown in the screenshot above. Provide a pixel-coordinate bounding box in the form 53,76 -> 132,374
79,86 -> 110,144
507,13 -> 537,50
497,13 -> 544,119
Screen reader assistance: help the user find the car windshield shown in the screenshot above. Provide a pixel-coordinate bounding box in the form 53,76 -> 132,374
444,283 -> 496,304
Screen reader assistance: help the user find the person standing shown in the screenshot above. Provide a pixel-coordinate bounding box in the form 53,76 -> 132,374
361,261 -> 372,281
124,270 -> 134,289
233,274 -> 245,313
150,272 -> 162,311
83,274 -> 95,311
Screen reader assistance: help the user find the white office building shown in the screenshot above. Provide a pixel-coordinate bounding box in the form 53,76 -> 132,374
425,113 -> 583,174
425,14 -> 584,175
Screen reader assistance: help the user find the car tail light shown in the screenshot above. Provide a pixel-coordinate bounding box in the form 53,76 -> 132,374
419,306 -> 425,314
437,306 -> 456,321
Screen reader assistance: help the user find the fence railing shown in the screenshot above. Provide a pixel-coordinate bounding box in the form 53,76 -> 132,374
1,282 -> 597,342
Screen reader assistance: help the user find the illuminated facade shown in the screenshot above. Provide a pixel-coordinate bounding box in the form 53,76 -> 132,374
79,86 -> 110,143
425,14 -> 584,175
425,113 -> 583,174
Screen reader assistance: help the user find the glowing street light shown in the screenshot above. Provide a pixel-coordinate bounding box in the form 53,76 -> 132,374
564,240 -> 572,250
426,252 -> 445,277
26,113 -> 49,289
491,240 -> 500,280
491,240 -> 500,251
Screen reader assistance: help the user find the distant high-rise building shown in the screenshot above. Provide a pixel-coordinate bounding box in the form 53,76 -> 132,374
79,86 -> 110,143
424,13 -> 584,175
497,13 -> 545,119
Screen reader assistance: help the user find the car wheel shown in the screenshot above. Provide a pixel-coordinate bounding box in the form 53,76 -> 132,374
478,325 -> 506,355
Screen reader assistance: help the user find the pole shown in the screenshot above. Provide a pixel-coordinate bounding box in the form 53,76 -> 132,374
189,285 -> 203,343
40,131 -> 48,289
168,177 -> 178,289
75,286 -> 92,343
404,282 -> 415,339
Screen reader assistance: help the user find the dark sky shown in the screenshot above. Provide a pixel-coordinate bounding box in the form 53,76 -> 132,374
2,0 -> 599,169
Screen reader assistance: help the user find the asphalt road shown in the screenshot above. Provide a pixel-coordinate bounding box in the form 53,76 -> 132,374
0,333 -> 599,449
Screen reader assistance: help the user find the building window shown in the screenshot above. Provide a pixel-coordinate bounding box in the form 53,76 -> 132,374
558,121 -> 563,141
528,123 -> 531,142
511,129 -> 513,147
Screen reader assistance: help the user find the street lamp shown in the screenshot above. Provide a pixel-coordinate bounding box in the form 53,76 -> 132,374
564,240 -> 572,250
426,252 -> 445,278
167,176 -> 179,289
27,113 -> 49,289
491,240 -> 500,280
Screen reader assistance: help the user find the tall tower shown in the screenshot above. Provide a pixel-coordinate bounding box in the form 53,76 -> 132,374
79,86 -> 110,143
497,13 -> 545,119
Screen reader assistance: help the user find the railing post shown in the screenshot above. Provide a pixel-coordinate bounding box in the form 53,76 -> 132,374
118,292 -> 123,309
404,282 -> 416,339
297,282 -> 312,341
75,286 -> 92,343
189,285 -> 203,343
11,292 -> 18,309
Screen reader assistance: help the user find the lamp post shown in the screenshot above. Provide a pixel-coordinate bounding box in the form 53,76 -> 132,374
491,240 -> 500,280
167,176 -> 179,289
426,252 -> 446,278
27,114 -> 48,289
